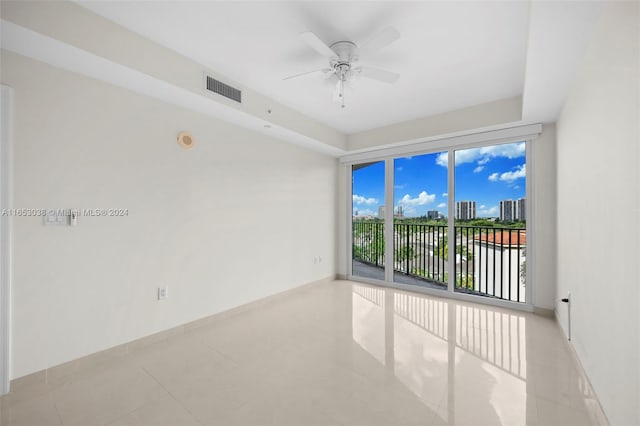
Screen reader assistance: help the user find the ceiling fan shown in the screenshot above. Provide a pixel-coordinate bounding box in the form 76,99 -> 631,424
284,27 -> 401,108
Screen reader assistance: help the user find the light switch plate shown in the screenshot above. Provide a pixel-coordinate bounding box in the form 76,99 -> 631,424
44,211 -> 68,226
157,287 -> 168,300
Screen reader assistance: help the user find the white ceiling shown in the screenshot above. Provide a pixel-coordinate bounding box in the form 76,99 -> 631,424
77,1 -> 531,134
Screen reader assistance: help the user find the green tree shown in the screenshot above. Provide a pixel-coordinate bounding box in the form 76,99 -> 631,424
456,273 -> 475,290
352,221 -> 385,265
436,236 -> 474,262
394,245 -> 415,263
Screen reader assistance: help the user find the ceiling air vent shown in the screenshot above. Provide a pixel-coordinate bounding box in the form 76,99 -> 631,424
205,74 -> 241,103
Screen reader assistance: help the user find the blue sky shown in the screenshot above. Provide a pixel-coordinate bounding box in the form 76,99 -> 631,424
352,141 -> 526,218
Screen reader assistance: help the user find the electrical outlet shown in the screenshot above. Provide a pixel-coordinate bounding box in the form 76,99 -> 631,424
157,286 -> 168,300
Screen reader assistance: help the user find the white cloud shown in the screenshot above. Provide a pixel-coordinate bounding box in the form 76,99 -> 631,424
442,192 -> 448,197
396,166 -> 403,172
498,164 -> 526,183
488,164 -> 526,183
352,194 -> 378,205
398,191 -> 436,206
478,206 -> 499,217
480,205 -> 486,209
436,142 -> 526,168
437,202 -> 446,208
435,153 -> 449,167
473,166 -> 484,173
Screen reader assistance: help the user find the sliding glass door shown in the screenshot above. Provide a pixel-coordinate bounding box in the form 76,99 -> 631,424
453,142 -> 527,302
351,161 -> 385,281
349,139 -> 529,306
392,153 -> 448,290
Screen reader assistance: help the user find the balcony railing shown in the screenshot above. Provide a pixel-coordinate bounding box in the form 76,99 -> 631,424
393,223 -> 448,285
352,221 -> 526,303
454,226 -> 526,303
352,221 -> 385,268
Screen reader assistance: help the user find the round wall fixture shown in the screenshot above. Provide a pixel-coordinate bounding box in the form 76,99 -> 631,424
177,131 -> 195,149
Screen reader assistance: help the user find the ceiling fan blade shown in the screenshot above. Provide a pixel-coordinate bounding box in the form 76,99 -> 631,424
360,27 -> 400,53
283,68 -> 332,80
356,66 -> 400,84
300,32 -> 336,58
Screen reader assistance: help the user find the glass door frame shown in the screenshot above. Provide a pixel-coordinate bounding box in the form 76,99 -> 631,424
345,126 -> 538,313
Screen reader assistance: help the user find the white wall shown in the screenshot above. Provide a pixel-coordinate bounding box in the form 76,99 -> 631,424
347,96 -> 522,151
1,51 -> 337,379
556,2 -> 639,425
532,124 -> 556,310
0,1 -> 347,153
0,85 -> 12,394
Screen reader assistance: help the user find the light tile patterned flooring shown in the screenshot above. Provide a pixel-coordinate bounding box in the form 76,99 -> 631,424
0,281 -> 605,426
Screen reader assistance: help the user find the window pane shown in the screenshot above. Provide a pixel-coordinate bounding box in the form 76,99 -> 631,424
453,141 -> 527,302
352,161 -> 385,281
392,153 -> 448,290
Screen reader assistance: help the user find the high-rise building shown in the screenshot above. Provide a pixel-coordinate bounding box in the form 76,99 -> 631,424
500,198 -> 526,221
500,200 -> 514,221
455,201 -> 476,220
427,210 -> 440,220
395,205 -> 404,218
378,205 -> 385,219
516,198 -> 526,221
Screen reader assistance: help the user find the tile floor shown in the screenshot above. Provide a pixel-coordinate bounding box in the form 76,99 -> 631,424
0,280 -> 605,426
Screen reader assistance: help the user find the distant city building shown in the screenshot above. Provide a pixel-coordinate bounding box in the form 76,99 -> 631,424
517,198 -> 526,221
500,200 -> 514,221
395,205 -> 404,219
353,212 -> 375,219
455,201 -> 476,220
500,198 -> 526,221
378,205 -> 385,219
427,210 -> 441,220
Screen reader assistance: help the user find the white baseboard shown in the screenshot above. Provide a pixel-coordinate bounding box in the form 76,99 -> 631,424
553,312 -> 610,426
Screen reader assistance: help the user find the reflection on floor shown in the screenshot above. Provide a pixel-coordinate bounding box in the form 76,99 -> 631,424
353,260 -> 447,291
2,281 -> 604,426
